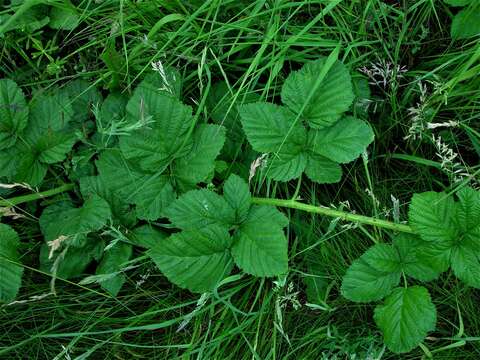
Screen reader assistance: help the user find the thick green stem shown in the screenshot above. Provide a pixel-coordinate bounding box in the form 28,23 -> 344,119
0,184 -> 415,234
252,197 -> 415,234
0,184 -> 74,207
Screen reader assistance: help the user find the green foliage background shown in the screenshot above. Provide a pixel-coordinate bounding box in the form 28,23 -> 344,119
0,0 -> 479,359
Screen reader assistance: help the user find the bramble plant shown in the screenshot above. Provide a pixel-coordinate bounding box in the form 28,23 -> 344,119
0,51 -> 479,357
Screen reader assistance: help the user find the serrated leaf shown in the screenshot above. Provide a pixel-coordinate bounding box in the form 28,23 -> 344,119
25,89 -> 77,165
14,147 -> 48,186
238,102 -> 307,153
0,79 -> 28,149
308,116 -> 374,163
80,175 -> 137,227
133,175 -> 175,221
265,146 -> 307,181
148,225 -> 233,292
95,149 -> 153,198
164,189 -> 235,231
304,153 -> 342,184
341,244 -> 401,302
409,192 -> 457,242
96,242 -> 132,296
138,68 -> 182,99
456,186 -> 480,232
245,204 -> 289,228
374,286 -> 436,353
281,58 -> 354,129
39,195 -> 111,246
129,224 -> 168,249
120,89 -> 193,172
0,224 -> 23,302
63,79 -> 102,124
173,124 -> 226,192
28,89 -> 73,133
393,234 -> 442,281
223,174 -> 251,224
96,149 -> 174,220
451,244 -> 480,288
231,205 -> 288,277
451,6 -> 480,39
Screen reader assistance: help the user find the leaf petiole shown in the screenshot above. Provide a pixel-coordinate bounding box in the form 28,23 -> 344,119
0,184 -> 415,234
252,197 -> 415,234
0,183 -> 74,207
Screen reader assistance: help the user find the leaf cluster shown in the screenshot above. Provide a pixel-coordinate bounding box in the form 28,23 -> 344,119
238,57 -> 374,183
341,186 -> 480,353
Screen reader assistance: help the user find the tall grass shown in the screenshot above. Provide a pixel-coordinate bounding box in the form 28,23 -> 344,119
1,0 -> 479,358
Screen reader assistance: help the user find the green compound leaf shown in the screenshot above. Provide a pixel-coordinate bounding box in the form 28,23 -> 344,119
223,174 -> 251,224
95,149 -> 174,221
238,102 -> 308,182
281,58 -> 354,129
172,124 -> 226,192
39,195 -> 111,246
0,86 -> 78,186
238,102 -> 307,153
96,242 -> 132,296
308,116 -> 374,163
148,225 -> 233,293
341,244 -> 401,302
231,205 -> 288,277
120,89 -> 194,172
393,234 -> 442,282
164,189 -> 235,231
451,5 -> 480,39
409,192 -> 457,243
408,187 -> 480,286
374,286 -> 436,354
304,153 -> 342,184
0,224 -> 23,302
0,79 -> 28,150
